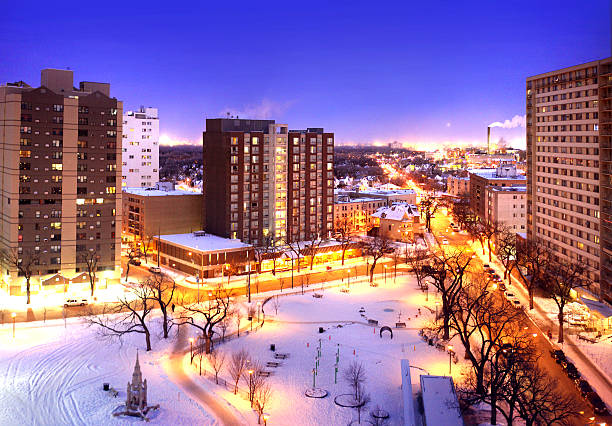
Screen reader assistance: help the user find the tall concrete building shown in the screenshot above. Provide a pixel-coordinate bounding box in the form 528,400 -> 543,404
526,57 -> 612,301
469,163 -> 526,222
122,107 -> 159,188
203,118 -> 334,246
0,69 -> 122,295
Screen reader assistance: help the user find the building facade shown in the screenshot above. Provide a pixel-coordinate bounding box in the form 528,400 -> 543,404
526,57 -> 612,299
122,184 -> 203,240
333,196 -> 386,234
469,164 -> 526,222
0,69 -> 122,295
122,107 -> 159,188
486,186 -> 526,232
203,119 -> 333,246
447,175 -> 470,198
371,203 -> 422,241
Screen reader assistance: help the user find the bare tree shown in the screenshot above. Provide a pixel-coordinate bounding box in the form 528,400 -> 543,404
543,258 -> 591,343
206,350 -> 226,384
1,248 -> 40,305
344,361 -> 370,424
235,307 -> 243,337
254,383 -> 273,424
140,233 -> 156,264
219,308 -> 233,341
144,273 -> 177,338
494,226 -> 516,285
424,247 -> 473,340
243,359 -> 267,407
124,243 -> 140,282
271,296 -> 281,316
334,217 -> 356,265
175,285 -> 234,353
406,247 -> 430,292
419,193 -> 438,233
287,241 -> 303,273
87,280 -> 155,351
364,235 -> 394,284
228,348 -> 249,394
481,219 -> 502,263
256,235 -> 282,275
515,239 -> 549,310
79,249 -> 99,297
302,229 -> 324,271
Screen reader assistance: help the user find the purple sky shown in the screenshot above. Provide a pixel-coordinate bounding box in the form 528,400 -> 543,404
1,1 -> 610,149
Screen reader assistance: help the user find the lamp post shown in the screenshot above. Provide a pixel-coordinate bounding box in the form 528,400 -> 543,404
189,337 -> 195,364
257,301 -> 261,322
448,345 -> 454,375
262,413 -> 270,426
384,265 -> 387,285
435,301 -> 439,319
248,369 -> 254,406
11,312 -> 16,338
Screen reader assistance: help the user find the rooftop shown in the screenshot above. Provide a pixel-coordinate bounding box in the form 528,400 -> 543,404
419,375 -> 462,426
123,187 -> 202,197
371,203 -> 419,221
489,185 -> 526,192
159,232 -> 251,252
468,168 -> 526,181
357,188 -> 416,196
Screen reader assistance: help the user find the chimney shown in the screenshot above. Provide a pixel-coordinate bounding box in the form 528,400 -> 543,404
487,126 -> 491,154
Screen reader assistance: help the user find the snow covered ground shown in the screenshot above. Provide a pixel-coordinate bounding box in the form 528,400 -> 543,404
0,315 -> 217,426
191,274 -> 467,426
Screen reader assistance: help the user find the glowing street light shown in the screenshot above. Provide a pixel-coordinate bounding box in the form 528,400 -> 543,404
262,413 -> 270,426
248,369 -> 254,406
448,345 -> 454,375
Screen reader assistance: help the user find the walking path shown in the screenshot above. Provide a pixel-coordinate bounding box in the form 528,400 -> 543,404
164,326 -> 245,426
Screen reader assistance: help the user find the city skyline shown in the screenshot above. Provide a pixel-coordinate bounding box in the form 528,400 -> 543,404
1,1 -> 609,149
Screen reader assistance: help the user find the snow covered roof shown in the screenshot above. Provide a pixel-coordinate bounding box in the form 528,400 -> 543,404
358,188 -> 416,197
419,375 -> 462,426
468,168 -> 526,181
123,187 -> 202,197
159,232 -> 251,253
371,204 -> 419,221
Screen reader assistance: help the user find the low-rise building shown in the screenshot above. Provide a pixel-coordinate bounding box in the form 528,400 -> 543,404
334,195 -> 386,234
371,204 -> 422,241
350,188 -> 417,206
469,163 -> 526,222
158,231 -> 252,279
486,186 -> 526,231
122,184 -> 203,240
446,175 -> 470,198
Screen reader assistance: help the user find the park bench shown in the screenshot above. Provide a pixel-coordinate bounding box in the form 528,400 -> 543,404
266,361 -> 280,368
274,353 -> 289,359
367,319 -> 379,326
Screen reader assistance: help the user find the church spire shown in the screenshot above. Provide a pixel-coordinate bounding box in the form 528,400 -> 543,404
132,349 -> 142,386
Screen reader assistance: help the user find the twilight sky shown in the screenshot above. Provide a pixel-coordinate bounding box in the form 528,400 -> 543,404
1,1 -> 610,149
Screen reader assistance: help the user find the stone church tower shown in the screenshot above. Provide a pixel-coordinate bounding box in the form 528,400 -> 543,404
126,350 -> 148,411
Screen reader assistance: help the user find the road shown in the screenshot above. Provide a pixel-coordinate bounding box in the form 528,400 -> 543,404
429,209 -> 611,424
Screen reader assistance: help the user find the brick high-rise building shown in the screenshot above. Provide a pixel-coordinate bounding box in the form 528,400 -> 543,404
0,69 -> 122,295
526,57 -> 612,301
202,118 -> 334,246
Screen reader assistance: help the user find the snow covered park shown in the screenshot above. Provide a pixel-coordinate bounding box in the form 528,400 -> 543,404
191,273 -> 465,425
0,315 -> 217,426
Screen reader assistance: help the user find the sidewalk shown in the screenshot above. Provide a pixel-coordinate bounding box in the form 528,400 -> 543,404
477,245 -> 612,408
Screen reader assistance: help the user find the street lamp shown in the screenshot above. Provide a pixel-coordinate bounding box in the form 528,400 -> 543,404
248,369 -> 254,406
448,345 -> 454,375
11,312 -> 16,338
384,265 -> 387,285
435,301 -> 440,319
189,337 -> 195,364
262,413 -> 270,426
257,301 -> 261,322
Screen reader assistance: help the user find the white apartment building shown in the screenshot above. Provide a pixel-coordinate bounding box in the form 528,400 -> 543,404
486,186 -> 526,232
447,175 -> 470,197
122,107 -> 159,188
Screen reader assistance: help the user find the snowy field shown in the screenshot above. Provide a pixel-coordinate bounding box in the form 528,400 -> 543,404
194,274 -> 466,426
0,316 -> 217,426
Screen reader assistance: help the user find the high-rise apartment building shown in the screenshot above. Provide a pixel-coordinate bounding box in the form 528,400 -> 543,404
122,107 -> 159,188
203,118 -> 334,246
526,57 -> 612,301
0,69 -> 122,295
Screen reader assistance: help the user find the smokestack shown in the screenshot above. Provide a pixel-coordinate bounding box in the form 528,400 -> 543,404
487,126 -> 491,154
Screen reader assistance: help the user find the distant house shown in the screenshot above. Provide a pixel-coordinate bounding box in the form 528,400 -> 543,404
371,204 -> 422,241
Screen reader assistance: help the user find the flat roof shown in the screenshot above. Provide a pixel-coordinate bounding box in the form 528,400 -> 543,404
159,232 -> 251,253
489,185 -> 526,192
420,375 -> 462,426
468,168 -> 526,181
123,187 -> 202,197
356,189 -> 416,196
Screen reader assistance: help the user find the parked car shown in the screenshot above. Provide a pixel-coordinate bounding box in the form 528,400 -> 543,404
586,392 -> 609,415
483,264 -> 490,269
511,299 -> 522,309
64,298 -> 88,307
498,284 -> 507,292
564,362 -> 580,380
442,238 -> 449,245
505,292 -> 516,299
551,349 -> 566,362
575,379 -> 593,397
148,266 -> 162,274
129,258 -> 141,266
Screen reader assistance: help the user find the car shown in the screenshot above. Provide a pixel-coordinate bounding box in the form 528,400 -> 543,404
575,379 -> 593,397
586,392 -> 610,415
492,274 -> 501,280
64,298 -> 88,307
551,349 -> 566,362
483,264 -> 490,269
129,258 -> 141,266
442,238 -> 449,245
498,284 -> 507,292
511,299 -> 522,308
505,292 -> 515,299
565,363 -> 580,380
148,266 -> 162,274
450,222 -> 455,227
